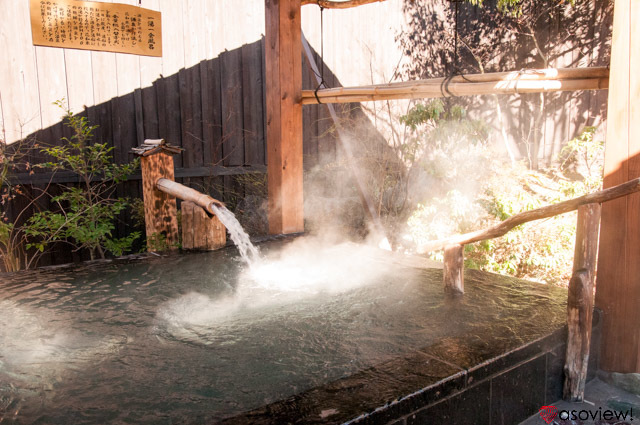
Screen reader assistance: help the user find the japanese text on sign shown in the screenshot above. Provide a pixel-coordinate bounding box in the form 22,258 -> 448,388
30,0 -> 162,57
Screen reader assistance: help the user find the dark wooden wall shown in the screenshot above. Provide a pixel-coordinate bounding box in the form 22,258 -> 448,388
3,37 -> 346,267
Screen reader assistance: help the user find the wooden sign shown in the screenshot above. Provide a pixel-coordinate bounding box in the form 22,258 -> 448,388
30,0 -> 162,57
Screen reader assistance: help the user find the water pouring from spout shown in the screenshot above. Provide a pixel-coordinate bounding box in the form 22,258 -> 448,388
210,204 -> 261,267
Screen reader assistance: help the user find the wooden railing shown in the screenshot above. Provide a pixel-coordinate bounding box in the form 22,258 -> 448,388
417,177 -> 640,402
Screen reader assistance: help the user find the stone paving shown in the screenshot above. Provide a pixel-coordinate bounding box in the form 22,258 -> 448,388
520,377 -> 639,425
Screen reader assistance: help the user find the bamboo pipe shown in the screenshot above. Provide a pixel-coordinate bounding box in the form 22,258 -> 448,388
156,178 -> 225,216
302,77 -> 609,104
305,76 -> 608,99
308,67 -> 609,97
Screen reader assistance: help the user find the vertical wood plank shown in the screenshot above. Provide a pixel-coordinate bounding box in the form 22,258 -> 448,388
265,0 -> 304,234
0,0 -> 42,143
134,88 -> 145,145
181,200 -> 226,250
627,0 -> 640,374
141,84 -> 159,140
35,46 -> 67,133
181,201 -> 195,249
210,58 -> 224,165
179,68 -> 194,168
158,0 -> 185,77
157,0 -> 184,171
443,244 -> 464,294
0,93 -> 5,142
221,49 -> 245,166
595,0 -> 640,373
200,61 -> 213,166
242,41 -> 266,166
139,0 -> 162,141
90,0 -> 117,107
302,48 -> 319,170
111,93 -> 137,165
182,0 -> 205,68
156,74 -> 182,167
317,50 -> 336,163
64,50 -> 94,115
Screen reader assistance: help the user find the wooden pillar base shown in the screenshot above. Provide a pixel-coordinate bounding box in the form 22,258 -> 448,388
181,201 -> 226,251
140,152 -> 179,251
443,244 -> 464,294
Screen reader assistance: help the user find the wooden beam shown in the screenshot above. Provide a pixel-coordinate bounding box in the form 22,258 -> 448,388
5,165 -> 267,186
595,0 -> 640,374
265,0 -> 304,235
564,204 -> 601,401
302,67 -> 609,104
443,244 -> 464,294
417,177 -> 640,254
301,0 -> 387,9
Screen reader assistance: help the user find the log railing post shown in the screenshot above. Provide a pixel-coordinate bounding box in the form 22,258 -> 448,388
443,244 -> 464,294
564,203 -> 601,401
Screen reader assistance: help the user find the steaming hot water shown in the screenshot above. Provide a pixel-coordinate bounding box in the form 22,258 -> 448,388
0,210 -> 568,423
208,204 -> 379,295
209,204 -> 260,267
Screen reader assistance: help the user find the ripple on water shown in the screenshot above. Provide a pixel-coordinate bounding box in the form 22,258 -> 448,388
0,237 -> 567,424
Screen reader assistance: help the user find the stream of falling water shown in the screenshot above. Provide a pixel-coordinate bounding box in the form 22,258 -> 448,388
210,204 -> 261,266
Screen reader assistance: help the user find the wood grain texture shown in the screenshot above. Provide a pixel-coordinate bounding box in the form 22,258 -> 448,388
179,66 -> 204,168
242,42 -> 266,165
301,73 -> 609,104
140,152 -> 179,251
564,204 -> 601,401
595,0 -> 640,373
265,0 -> 304,234
221,49 -> 245,166
443,244 -> 464,294
0,0 -> 42,141
181,201 -> 226,250
64,49 -> 94,114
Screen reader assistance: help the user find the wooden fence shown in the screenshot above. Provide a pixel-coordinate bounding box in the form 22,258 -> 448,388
3,38 -> 356,267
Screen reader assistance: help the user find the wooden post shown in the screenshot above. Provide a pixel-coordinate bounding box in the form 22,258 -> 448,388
140,151 -> 179,251
443,244 -> 464,294
181,201 -> 226,251
564,203 -> 601,401
265,0 -> 304,235
595,0 -> 640,373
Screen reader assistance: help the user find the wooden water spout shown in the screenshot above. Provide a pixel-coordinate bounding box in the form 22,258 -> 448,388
155,178 -> 224,216
133,139 -> 226,252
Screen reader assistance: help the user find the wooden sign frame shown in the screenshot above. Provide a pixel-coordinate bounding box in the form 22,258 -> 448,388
30,0 -> 162,57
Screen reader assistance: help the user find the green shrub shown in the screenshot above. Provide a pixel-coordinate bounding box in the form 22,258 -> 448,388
25,102 -> 140,260
406,125 -> 604,285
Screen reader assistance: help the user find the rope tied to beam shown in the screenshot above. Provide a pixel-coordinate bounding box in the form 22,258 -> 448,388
440,75 -> 455,98
313,6 -> 327,104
